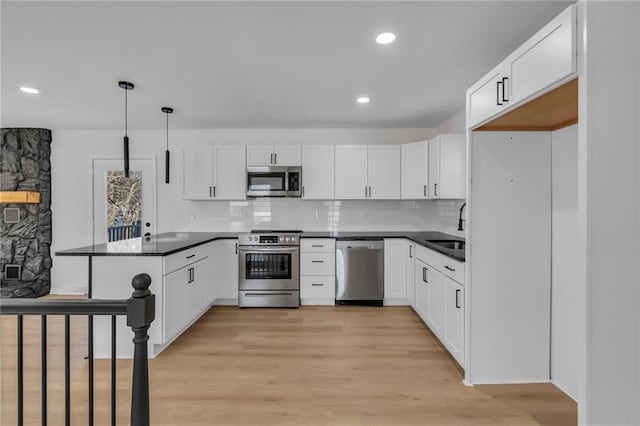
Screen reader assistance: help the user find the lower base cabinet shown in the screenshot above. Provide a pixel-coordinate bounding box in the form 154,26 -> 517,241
426,268 -> 445,336
414,260 -> 429,322
444,278 -> 464,363
212,239 -> 239,304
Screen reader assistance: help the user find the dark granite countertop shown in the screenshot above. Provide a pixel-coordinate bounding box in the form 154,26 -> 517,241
56,230 -> 464,262
55,232 -> 240,257
301,231 -> 465,262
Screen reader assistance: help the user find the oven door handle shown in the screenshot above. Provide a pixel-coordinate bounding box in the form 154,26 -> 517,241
244,292 -> 295,297
238,247 -> 299,253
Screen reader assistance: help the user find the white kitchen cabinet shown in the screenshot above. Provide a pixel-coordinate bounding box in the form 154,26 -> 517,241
406,241 -> 415,308
426,267 -> 445,336
443,277 -> 465,365
384,239 -> 413,305
368,145 -> 401,199
212,239 -> 239,304
183,145 -> 246,200
414,259 -> 430,323
401,141 -> 429,199
163,266 -> 189,343
428,134 -> 466,199
246,145 -> 301,166
334,145 -> 368,199
506,5 -> 576,106
300,238 -> 336,306
302,145 -> 334,199
466,62 -> 509,129
335,145 -> 401,200
183,146 -> 214,200
187,259 -> 209,316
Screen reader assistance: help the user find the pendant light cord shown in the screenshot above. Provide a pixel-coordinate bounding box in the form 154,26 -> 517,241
124,87 -> 128,137
166,112 -> 169,150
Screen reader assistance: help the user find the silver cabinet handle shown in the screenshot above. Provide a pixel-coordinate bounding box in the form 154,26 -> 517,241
311,283 -> 324,286
270,153 -> 274,164
274,152 -> 277,164
434,183 -> 438,197
368,186 -> 372,197
213,186 -> 216,197
365,186 -> 368,197
311,245 -> 324,248
302,186 -> 305,197
311,260 -> 324,263
455,289 -> 461,309
423,184 -> 427,197
409,245 -> 413,258
209,186 -> 213,197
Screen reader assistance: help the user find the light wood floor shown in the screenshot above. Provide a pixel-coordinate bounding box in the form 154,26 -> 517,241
1,306 -> 576,425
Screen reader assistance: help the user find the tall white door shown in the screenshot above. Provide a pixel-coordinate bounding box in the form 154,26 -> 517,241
368,145 -> 401,199
92,158 -> 156,245
183,146 -> 214,200
273,145 -> 302,166
428,138 -> 441,199
334,145 -> 368,199
302,145 -> 334,199
214,146 -> 246,200
402,141 -> 429,199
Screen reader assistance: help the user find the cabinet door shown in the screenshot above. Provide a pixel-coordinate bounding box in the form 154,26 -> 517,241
428,138 -> 441,199
438,134 -> 466,199
213,240 -> 239,300
214,146 -> 246,200
466,62 -> 507,129
163,267 -> 189,342
426,268 -> 445,337
246,145 -> 274,166
406,242 -> 415,308
334,145 -> 368,199
506,5 -> 575,105
187,260 -> 210,315
414,260 -> 429,323
368,145 -> 401,199
183,146 -> 214,200
302,145 -> 334,199
444,278 -> 465,365
402,141 -> 428,199
383,239 -> 407,302
273,145 -> 301,166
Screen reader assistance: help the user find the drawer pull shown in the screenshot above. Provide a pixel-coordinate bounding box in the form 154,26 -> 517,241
445,265 -> 456,272
311,260 -> 324,263
311,245 -> 324,248
455,289 -> 461,309
311,283 -> 324,287
186,254 -> 196,259
422,267 -> 428,283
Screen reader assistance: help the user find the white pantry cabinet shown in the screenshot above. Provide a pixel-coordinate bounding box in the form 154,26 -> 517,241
401,141 -> 429,199
247,145 -> 301,166
183,145 -> 246,200
428,134 -> 466,199
383,239 -> 414,305
302,145 -> 334,199
334,145 -> 400,199
211,239 -> 239,304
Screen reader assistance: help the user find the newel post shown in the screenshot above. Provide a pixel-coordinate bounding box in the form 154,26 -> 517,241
127,273 -> 155,426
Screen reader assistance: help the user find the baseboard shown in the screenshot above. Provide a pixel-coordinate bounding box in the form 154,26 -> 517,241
301,298 -> 335,306
383,298 -> 410,306
468,378 -> 552,385
213,298 -> 239,306
50,285 -> 87,296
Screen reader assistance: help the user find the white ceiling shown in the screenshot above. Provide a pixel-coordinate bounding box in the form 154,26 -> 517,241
1,1 -> 574,129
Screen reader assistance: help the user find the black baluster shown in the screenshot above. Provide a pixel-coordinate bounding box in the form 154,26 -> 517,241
18,314 -> 24,426
127,273 -> 155,426
42,315 -> 47,426
111,315 -> 117,426
88,314 -> 94,426
65,315 -> 70,426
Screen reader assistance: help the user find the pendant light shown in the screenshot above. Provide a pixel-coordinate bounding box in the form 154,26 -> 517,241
118,81 -> 134,178
162,106 -> 174,184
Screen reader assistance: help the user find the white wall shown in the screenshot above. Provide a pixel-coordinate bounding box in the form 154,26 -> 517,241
550,124 -> 578,400
49,127 -> 467,294
435,109 -> 465,134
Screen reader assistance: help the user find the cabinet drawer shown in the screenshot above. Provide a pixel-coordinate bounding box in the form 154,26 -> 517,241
300,238 -> 336,253
441,257 -> 465,284
163,245 -> 208,275
415,244 -> 442,268
300,276 -> 336,299
300,252 -> 335,276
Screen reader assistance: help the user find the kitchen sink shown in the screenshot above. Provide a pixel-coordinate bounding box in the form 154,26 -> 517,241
427,240 -> 465,251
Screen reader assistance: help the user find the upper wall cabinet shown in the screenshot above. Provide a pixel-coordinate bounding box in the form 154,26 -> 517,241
428,134 -> 466,199
466,5 -> 576,129
247,145 -> 301,166
302,145 -> 334,200
183,145 -> 246,200
401,141 -> 429,199
334,145 -> 400,200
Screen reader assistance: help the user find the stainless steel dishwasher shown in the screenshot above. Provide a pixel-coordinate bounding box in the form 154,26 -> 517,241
335,239 -> 384,306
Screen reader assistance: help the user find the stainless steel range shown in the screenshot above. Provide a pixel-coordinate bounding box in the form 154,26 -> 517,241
238,230 -> 301,308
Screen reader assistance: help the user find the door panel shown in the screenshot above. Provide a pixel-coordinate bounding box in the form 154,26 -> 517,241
183,146 -> 214,200
334,145 -> 368,199
273,145 -> 301,166
402,141 -> 428,199
428,139 -> 441,199
246,145 -> 274,166
302,145 -> 334,199
214,146 -> 246,200
368,145 -> 401,199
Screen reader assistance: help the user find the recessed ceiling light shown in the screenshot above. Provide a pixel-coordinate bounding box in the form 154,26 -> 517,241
19,86 -> 40,94
357,97 -> 370,104
376,32 -> 396,45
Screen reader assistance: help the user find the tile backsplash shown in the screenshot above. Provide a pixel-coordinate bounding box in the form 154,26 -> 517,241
169,199 -> 466,237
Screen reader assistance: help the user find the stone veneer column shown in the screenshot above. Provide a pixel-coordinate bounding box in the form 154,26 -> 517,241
0,128 -> 52,298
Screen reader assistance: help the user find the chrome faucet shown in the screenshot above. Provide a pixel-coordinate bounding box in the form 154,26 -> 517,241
457,202 -> 467,231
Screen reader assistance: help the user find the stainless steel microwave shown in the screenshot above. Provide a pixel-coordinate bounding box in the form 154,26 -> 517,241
246,166 -> 302,198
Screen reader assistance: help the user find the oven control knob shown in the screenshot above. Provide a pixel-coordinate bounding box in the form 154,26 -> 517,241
279,236 -> 284,242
